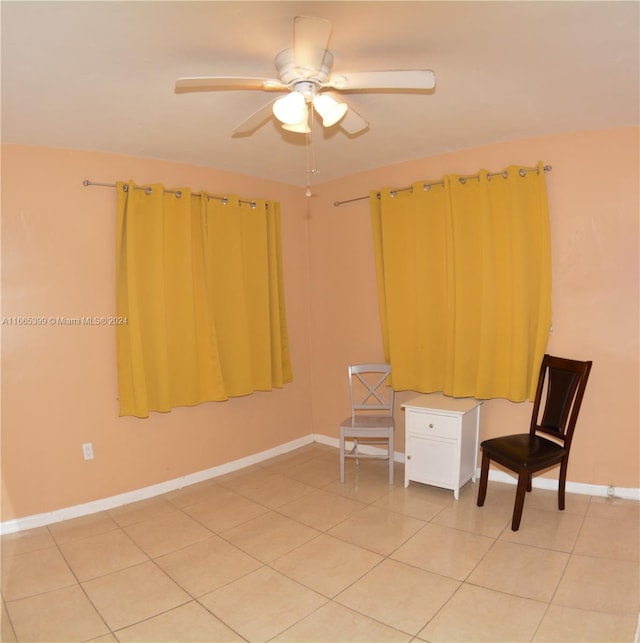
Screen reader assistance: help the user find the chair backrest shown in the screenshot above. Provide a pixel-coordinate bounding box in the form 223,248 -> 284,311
530,354 -> 592,449
348,363 -> 394,419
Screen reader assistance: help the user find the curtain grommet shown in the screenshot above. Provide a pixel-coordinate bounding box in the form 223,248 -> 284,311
175,190 -> 182,199
144,187 -> 152,195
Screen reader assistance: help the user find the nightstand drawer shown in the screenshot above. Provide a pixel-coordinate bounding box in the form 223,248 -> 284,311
406,411 -> 458,439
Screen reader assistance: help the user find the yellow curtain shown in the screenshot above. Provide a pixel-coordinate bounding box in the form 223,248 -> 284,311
116,182 -> 292,418
371,162 -> 551,401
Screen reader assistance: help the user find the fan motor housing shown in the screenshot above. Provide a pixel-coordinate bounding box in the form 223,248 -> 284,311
275,48 -> 334,85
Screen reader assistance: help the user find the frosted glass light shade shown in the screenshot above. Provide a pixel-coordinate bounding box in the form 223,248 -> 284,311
313,94 -> 348,127
273,92 -> 306,125
282,106 -> 310,133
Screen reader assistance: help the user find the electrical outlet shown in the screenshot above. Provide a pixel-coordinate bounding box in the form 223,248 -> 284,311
82,442 -> 94,461
607,485 -> 615,498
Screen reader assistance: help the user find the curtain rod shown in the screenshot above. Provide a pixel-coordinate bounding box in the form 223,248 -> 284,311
333,165 -> 552,207
82,180 -> 262,208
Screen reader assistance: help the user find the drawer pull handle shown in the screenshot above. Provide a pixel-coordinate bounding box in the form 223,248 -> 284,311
407,455 -> 412,460
429,423 -> 434,428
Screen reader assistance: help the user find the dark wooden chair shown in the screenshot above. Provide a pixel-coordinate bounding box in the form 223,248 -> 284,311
477,354 -> 592,531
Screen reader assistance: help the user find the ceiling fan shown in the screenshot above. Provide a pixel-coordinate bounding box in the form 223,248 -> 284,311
174,16 -> 436,137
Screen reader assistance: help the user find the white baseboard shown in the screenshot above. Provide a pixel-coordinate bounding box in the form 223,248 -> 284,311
3,433 -> 637,534
314,433 -> 639,501
482,468 -> 640,501
0,434 -> 314,535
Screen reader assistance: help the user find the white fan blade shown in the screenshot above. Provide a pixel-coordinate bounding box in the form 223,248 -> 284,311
175,77 -> 287,94
293,16 -> 331,75
326,70 -> 436,91
231,98 -> 278,137
339,103 -> 370,135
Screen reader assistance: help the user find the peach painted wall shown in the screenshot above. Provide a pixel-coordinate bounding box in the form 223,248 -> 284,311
308,127 -> 639,489
1,146 -> 312,521
2,127 -> 638,522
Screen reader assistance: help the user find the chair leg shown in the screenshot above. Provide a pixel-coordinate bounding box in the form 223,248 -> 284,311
558,457 -> 568,510
388,431 -> 394,485
526,474 -> 532,492
512,470 -> 529,531
477,451 -> 490,507
339,432 -> 345,484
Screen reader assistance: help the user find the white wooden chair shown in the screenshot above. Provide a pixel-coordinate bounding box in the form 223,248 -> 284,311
339,363 -> 395,484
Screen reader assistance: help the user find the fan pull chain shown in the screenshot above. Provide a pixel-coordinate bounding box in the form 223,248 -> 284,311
305,104 -> 319,197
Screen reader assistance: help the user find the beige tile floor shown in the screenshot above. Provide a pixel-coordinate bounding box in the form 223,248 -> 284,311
1,443 -> 639,642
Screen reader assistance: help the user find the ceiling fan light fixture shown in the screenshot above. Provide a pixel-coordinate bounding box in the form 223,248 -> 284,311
273,91 -> 306,125
176,17 -> 434,138
282,106 -> 310,133
312,94 -> 348,127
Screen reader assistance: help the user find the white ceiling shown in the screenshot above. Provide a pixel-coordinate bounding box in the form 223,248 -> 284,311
2,1 -> 638,187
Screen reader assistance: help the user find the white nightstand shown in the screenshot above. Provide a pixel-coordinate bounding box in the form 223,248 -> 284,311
402,393 -> 482,499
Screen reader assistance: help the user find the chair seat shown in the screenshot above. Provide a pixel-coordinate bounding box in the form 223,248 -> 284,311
481,433 -> 565,470
340,416 -> 395,431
